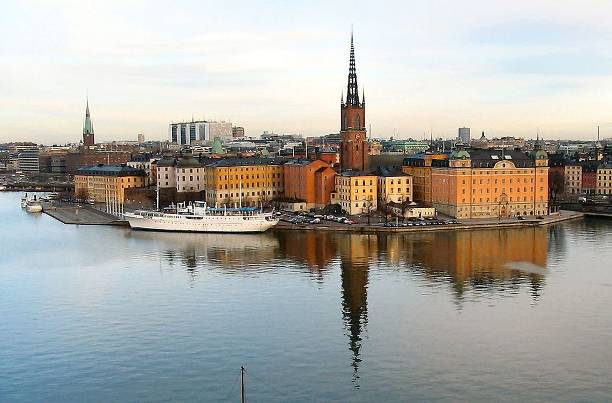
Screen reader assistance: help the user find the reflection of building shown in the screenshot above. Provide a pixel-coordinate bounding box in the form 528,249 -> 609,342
337,234 -> 377,382
278,231 -> 337,271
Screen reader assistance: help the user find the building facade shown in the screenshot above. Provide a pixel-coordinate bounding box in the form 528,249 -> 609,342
564,164 -> 582,194
339,34 -> 369,172
204,158 -> 285,207
458,127 -> 471,144
169,121 -> 233,145
284,159 -> 336,209
597,164 -> 612,195
333,171 -> 377,215
16,145 -> 39,173
75,164 -> 146,203
431,147 -> 549,219
402,153 -> 448,206
376,169 -> 413,208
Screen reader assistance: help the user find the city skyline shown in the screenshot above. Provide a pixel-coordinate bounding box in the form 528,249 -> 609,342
2,1 -> 612,144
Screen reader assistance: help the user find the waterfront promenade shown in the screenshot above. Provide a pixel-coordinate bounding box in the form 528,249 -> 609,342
41,201 -> 583,232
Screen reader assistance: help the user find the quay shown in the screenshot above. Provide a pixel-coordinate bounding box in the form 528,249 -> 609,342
273,210 -> 584,233
43,203 -> 128,226
41,202 -> 584,232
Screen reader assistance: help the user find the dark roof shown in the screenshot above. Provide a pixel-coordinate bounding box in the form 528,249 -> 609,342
77,164 -> 146,177
467,149 -> 535,168
376,167 -> 408,177
338,169 -> 376,177
205,157 -> 287,168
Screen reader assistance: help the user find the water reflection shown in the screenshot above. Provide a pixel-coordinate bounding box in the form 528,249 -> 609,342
127,226 -> 553,384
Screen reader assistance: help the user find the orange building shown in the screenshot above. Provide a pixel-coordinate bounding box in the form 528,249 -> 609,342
402,153 -> 448,206
431,146 -> 549,219
284,159 -> 336,209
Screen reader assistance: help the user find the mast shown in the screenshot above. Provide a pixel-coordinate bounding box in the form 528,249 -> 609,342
240,366 -> 245,403
156,177 -> 160,211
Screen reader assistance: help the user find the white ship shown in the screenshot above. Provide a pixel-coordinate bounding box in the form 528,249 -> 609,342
124,201 -> 279,233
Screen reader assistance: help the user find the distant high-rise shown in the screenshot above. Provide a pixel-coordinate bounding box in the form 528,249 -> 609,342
137,133 -> 145,144
340,32 -> 368,172
232,126 -> 245,138
458,127 -> 470,144
83,99 -> 95,147
169,120 -> 233,145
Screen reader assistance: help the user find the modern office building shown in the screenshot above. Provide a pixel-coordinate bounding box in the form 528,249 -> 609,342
16,145 -> 40,173
458,127 -> 471,144
169,120 -> 233,145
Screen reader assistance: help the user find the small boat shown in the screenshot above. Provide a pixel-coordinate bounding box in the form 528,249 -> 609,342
26,200 -> 43,213
20,193 -> 29,208
0,185 -> 6,191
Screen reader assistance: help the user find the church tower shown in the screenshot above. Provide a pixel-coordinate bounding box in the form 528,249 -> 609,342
83,99 -> 95,147
340,33 -> 368,172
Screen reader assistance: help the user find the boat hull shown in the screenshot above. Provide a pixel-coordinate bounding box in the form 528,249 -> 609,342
125,213 -> 278,233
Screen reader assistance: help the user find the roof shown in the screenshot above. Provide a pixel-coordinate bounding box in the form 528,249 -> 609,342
338,169 -> 377,177
376,167 -> 408,177
77,164 -> 146,177
467,149 -> 537,168
205,157 -> 287,168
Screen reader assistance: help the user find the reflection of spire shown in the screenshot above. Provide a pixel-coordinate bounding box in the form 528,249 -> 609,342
338,235 -> 372,386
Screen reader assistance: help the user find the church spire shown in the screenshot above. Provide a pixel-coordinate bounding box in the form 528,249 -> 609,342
346,32 -> 360,107
83,98 -> 94,136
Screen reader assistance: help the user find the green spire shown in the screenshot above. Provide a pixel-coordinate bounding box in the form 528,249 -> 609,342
83,98 -> 94,135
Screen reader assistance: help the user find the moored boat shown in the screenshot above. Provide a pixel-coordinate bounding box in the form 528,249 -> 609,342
26,200 -> 43,213
124,201 -> 279,233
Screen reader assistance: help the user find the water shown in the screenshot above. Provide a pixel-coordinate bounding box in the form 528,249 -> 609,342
1,192 -> 611,402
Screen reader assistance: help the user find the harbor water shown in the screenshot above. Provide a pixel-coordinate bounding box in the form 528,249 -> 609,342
1,192 -> 611,402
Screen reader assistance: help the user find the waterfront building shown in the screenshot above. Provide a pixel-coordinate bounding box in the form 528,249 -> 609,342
386,202 -> 435,218
581,161 -> 598,194
15,145 -> 40,173
458,127 -> 471,144
376,168 -> 413,208
596,163 -> 612,195
204,158 -> 285,207
83,99 -> 95,147
332,171 -> 377,215
339,34 -> 369,172
430,144 -> 549,219
74,164 -> 146,202
127,153 -> 157,185
402,153 -> 449,206
169,120 -> 233,145
283,159 -> 336,209
564,164 -> 582,194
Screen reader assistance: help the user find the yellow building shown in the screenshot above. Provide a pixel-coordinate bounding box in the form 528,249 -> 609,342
564,164 -> 582,194
402,153 -> 448,206
431,146 -> 549,219
597,164 -> 612,195
332,171 -> 377,215
204,158 -> 284,207
74,164 -> 146,203
376,169 -> 413,208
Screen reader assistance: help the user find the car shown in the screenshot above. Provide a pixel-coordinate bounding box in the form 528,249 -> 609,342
310,218 -> 321,224
536,215 -> 544,219
517,216 -> 526,220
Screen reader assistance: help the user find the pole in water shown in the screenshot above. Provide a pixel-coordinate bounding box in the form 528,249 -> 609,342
240,366 -> 245,403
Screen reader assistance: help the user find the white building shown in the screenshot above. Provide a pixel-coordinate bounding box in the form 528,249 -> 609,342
169,120 -> 233,145
16,145 -> 40,173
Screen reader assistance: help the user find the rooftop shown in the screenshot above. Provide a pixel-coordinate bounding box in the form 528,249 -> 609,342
77,164 -> 146,177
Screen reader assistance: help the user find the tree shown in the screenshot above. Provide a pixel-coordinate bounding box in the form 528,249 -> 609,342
549,171 -> 564,213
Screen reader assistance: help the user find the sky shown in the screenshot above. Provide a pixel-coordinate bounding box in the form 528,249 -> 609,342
2,0 -> 612,144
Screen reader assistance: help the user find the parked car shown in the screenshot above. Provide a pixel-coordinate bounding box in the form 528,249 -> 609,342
517,216 -> 526,220
536,215 -> 544,219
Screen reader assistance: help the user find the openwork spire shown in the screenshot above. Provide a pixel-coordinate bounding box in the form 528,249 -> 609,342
346,32 -> 360,107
